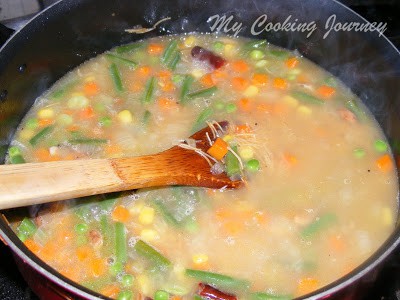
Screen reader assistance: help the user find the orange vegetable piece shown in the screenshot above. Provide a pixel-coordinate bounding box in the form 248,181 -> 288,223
317,85 -> 336,98
232,77 -> 249,91
256,103 -> 273,113
212,69 -> 228,79
138,66 -> 152,78
34,148 -> 61,162
223,221 -> 243,235
105,144 -> 123,156
254,211 -> 268,225
237,98 -> 252,112
252,73 -> 268,86
67,124 -> 79,132
283,153 -> 298,166
112,205 -> 130,223
24,239 -> 41,253
232,60 -> 249,73
128,81 -> 142,92
171,296 -> 183,300
376,154 -> 393,172
273,77 -> 288,90
285,57 -> 299,68
207,138 -> 228,160
76,245 -> 92,261
148,43 -> 164,55
200,73 -> 214,87
38,118 -> 54,127
235,123 -> 253,133
90,258 -> 106,277
160,81 -> 175,92
158,70 -> 172,79
297,277 -> 320,295
83,81 -> 100,96
100,285 -> 120,298
328,235 -> 346,253
158,97 -> 178,110
79,106 -> 95,119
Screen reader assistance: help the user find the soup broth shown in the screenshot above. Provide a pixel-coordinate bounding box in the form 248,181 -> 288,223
8,34 -> 399,299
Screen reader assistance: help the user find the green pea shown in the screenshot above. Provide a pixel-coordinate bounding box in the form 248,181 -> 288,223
117,290 -> 133,300
57,114 -> 73,126
99,116 -> 112,127
121,274 -> 134,288
353,148 -> 366,158
75,223 -> 89,233
246,159 -> 260,172
226,103 -> 237,113
214,101 -> 225,110
172,74 -> 184,84
250,49 -> 265,60
25,118 -> 39,130
9,146 -> 22,157
374,140 -> 388,153
154,290 -> 169,300
213,41 -> 225,52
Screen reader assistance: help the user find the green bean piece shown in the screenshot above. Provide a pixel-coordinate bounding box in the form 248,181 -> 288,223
180,75 -> 195,103
134,240 -> 171,270
226,146 -> 241,177
109,261 -> 124,276
152,200 -> 180,227
162,40 -> 178,64
250,292 -> 292,300
50,80 -> 77,100
154,290 -> 169,300
142,110 -> 152,126
115,222 -> 127,264
250,49 -> 265,60
192,107 -> 214,132
101,192 -> 121,211
106,53 -> 137,68
17,218 -> 37,242
344,98 -> 365,120
187,86 -> 218,99
110,63 -> 124,92
291,91 -> 324,105
301,213 -> 337,239
324,76 -> 338,87
29,125 -> 54,146
244,39 -> 267,50
268,50 -> 289,59
168,52 -> 181,70
185,269 -> 250,291
68,138 -> 108,145
8,146 -> 25,164
114,43 -> 142,54
142,76 -> 156,104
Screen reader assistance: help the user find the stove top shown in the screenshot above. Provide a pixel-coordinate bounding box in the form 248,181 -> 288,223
0,1 -> 400,299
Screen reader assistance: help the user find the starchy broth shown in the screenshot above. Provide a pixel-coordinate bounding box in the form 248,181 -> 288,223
8,34 -> 399,300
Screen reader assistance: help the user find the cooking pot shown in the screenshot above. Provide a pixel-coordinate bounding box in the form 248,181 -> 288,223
0,0 -> 399,299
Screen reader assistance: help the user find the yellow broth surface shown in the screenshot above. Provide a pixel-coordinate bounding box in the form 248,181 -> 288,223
8,34 -> 399,300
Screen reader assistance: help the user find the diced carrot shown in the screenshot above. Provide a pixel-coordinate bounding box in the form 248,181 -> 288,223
317,85 -> 336,98
38,118 -> 54,127
105,144 -> 123,156
128,81 -> 142,92
232,60 -> 249,73
160,81 -> 175,92
328,235 -> 346,253
273,102 -> 289,115
67,124 -> 79,132
215,208 -> 233,220
158,97 -> 178,110
273,77 -> 288,90
83,81 -> 100,96
256,103 -> 273,113
158,70 -> 172,79
76,245 -> 92,262
147,43 -> 164,55
232,77 -> 249,91
112,205 -> 130,223
200,73 -> 214,87
297,74 -> 309,84
235,124 -> 253,133
79,106 -> 95,119
90,258 -> 106,277
38,240 -> 57,262
34,148 -> 61,162
170,296 -> 183,300
285,57 -> 299,68
100,285 -> 120,298
237,98 -> 252,112
252,73 -> 268,86
338,109 -> 356,123
207,137 -> 229,160
283,153 -> 298,166
223,221 -> 243,235
24,239 -> 41,253
138,66 -> 152,78
297,277 -> 320,296
59,266 -> 81,282
254,211 -> 268,225
376,154 -> 393,172
212,69 -> 228,79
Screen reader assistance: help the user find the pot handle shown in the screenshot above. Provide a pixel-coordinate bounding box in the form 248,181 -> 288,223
0,13 -> 37,47
0,23 -> 14,47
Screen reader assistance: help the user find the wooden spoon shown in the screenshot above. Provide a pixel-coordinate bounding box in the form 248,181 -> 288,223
0,121 -> 242,210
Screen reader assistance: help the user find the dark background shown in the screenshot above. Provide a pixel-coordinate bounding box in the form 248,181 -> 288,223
0,0 -> 400,299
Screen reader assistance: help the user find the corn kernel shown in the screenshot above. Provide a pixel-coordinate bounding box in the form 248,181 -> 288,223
283,95 -> 299,107
117,110 -> 133,124
140,229 -> 159,242
138,206 -> 155,225
37,108 -> 54,119
192,254 -> 209,265
191,69 -> 205,79
297,105 -> 312,115
19,129 -> 35,140
239,146 -> 254,161
222,135 -> 233,142
136,274 -> 152,295
184,36 -> 196,48
129,201 -> 144,215
382,207 -> 393,226
243,85 -> 259,98
84,76 -> 96,82
224,44 -> 236,57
